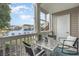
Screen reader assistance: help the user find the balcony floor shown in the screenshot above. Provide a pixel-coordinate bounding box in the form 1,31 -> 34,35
51,47 -> 79,56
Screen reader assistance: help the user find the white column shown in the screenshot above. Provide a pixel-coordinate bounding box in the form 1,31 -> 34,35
34,3 -> 40,42
34,3 -> 40,33
49,14 -> 53,31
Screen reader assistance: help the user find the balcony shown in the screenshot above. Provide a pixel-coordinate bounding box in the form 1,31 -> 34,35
0,31 -> 58,56
0,3 -> 79,56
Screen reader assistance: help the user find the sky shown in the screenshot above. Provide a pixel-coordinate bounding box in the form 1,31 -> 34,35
9,3 -> 34,26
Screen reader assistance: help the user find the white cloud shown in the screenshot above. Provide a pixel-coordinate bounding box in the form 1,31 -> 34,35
11,6 -> 30,13
19,14 -> 33,20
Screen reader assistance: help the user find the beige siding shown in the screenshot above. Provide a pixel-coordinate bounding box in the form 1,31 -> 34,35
52,6 -> 79,37
70,12 -> 78,37
78,12 -> 79,37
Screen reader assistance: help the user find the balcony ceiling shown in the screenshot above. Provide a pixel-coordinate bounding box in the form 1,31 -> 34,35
40,3 -> 79,14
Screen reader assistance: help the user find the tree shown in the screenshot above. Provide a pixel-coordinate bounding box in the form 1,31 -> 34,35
0,3 -> 11,30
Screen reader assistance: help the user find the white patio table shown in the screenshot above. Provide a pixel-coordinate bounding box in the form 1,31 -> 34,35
36,37 -> 59,55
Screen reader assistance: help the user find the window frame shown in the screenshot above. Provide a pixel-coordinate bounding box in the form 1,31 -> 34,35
40,8 -> 50,32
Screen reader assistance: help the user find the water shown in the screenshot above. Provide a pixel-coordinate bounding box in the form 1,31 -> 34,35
4,29 -> 34,36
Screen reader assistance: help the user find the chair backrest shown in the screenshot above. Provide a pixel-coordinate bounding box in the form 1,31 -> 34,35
66,36 -> 77,46
23,41 -> 34,56
73,38 -> 78,47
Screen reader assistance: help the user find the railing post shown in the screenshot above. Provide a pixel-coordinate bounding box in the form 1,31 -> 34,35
34,3 -> 41,42
34,3 -> 40,33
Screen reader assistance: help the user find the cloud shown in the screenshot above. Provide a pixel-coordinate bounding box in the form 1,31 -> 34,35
19,14 -> 33,20
11,6 -> 30,13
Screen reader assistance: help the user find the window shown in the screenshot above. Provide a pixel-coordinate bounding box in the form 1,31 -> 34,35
40,12 -> 45,20
40,11 -> 49,31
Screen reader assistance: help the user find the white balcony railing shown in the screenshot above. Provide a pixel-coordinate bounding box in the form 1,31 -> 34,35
0,31 -> 52,56
0,33 -> 37,56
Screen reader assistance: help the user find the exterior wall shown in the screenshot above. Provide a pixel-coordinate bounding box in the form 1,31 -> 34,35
70,11 -> 78,37
52,6 -> 79,37
78,13 -> 79,38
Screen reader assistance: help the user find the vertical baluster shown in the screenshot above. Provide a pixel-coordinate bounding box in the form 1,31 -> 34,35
28,36 -> 30,44
34,35 -> 36,44
21,38 -> 23,56
22,38 -> 24,55
26,37 -> 27,43
33,35 -> 35,46
23,37 -> 26,55
0,39 -> 3,56
31,35 -> 32,44
29,35 -> 31,44
31,35 -> 33,44
34,35 -> 36,43
10,40 -> 12,56
32,35 -> 34,45
2,40 -> 5,56
33,35 -> 35,44
32,35 -> 34,44
26,36 -> 28,43
27,36 -> 29,44
0,39 -> 1,49
32,36 -> 34,44
33,35 -> 36,48
20,38 -> 22,56
15,39 -> 17,56
29,36 -> 30,44
24,37 -> 26,42
31,36 -> 33,45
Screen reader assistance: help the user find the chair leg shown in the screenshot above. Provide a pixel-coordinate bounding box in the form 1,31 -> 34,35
62,40 -> 65,53
77,40 -> 78,54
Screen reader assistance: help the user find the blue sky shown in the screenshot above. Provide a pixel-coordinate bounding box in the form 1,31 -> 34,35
9,3 -> 34,25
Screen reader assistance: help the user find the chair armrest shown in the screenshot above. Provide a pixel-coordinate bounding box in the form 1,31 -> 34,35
35,49 -> 45,56
59,37 -> 67,41
63,40 -> 75,42
62,40 -> 77,47
59,37 -> 67,39
24,44 -> 31,48
62,38 -> 79,43
63,38 -> 79,46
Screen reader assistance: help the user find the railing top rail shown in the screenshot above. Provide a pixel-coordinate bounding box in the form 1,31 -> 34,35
0,33 -> 37,40
0,31 -> 52,40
